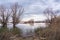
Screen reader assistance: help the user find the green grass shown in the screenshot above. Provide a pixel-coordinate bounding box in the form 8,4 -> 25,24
0,27 -> 22,35
10,27 -> 22,35
0,27 -> 22,40
0,27 -> 9,33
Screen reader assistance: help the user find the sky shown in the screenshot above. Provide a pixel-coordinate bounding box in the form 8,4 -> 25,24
0,0 -> 60,21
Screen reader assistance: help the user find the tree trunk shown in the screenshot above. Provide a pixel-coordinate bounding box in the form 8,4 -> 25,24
2,23 -> 7,28
13,22 -> 16,28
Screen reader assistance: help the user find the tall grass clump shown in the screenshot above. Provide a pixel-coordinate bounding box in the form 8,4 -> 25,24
0,27 -> 11,40
0,27 -> 9,33
0,27 -> 22,40
10,27 -> 22,36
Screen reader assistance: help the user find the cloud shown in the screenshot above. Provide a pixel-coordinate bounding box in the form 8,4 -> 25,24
24,2 -> 47,14
0,0 -> 60,11
0,0 -> 60,21
22,0 -> 60,21
23,0 -> 60,15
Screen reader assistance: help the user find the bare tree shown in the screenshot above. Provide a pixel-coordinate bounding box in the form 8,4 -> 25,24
11,3 -> 24,28
43,8 -> 57,25
0,5 -> 10,27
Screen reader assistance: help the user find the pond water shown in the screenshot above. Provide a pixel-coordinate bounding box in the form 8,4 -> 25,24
7,23 -> 46,30
0,23 -> 47,36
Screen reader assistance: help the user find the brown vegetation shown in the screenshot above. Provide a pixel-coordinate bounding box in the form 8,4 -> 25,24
34,8 -> 60,40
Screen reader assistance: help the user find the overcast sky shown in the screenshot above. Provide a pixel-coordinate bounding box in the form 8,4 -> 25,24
0,0 -> 60,21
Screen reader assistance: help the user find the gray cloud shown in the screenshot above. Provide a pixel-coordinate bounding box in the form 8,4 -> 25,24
0,0 -> 60,16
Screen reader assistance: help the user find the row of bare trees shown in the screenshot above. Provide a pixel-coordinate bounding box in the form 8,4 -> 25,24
0,3 -> 24,28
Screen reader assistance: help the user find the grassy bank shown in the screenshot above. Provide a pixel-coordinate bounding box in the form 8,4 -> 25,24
0,27 -> 22,40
